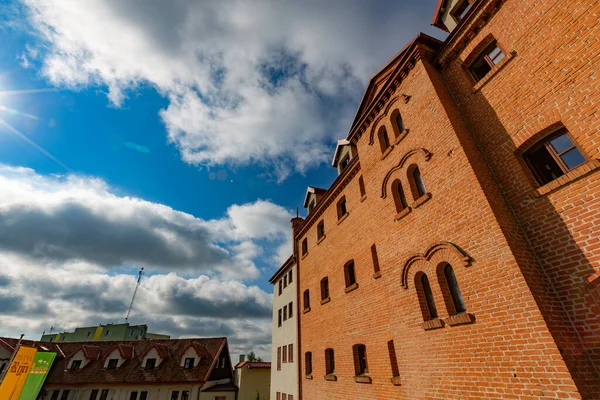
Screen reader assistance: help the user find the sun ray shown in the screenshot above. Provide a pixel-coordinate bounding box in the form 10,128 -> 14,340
0,88 -> 57,96
0,104 -> 39,120
0,118 -> 69,171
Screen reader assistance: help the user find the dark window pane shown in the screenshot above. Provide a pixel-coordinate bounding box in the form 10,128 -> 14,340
140,391 -> 148,400
99,390 -> 109,400
395,113 -> 405,132
129,392 -> 138,400
421,274 -> 438,319
487,46 -> 503,64
560,148 -> 586,169
549,133 -> 574,154
89,390 -> 99,400
455,1 -> 473,21
444,264 -> 466,313
527,146 -> 564,184
470,57 -> 492,81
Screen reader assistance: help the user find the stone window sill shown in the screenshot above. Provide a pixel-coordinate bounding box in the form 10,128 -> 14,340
473,50 -> 517,93
360,194 -> 367,202
421,318 -> 445,331
373,271 -> 381,279
381,145 -> 394,160
320,297 -> 331,305
305,374 -> 313,380
324,373 -> 337,381
394,207 -> 412,221
534,159 -> 600,197
302,307 -> 311,314
445,312 -> 475,327
344,282 -> 359,294
353,375 -> 372,384
411,192 -> 432,209
317,235 -> 326,245
394,128 -> 409,145
337,212 -> 349,225
390,376 -> 401,386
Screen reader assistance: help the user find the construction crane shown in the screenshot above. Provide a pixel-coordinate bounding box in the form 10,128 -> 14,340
125,267 -> 144,321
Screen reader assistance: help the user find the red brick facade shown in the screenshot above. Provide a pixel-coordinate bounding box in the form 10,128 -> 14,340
292,1 -> 600,398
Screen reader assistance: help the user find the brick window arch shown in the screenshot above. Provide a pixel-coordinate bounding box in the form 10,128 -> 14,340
390,109 -> 405,138
303,289 -> 310,310
377,126 -> 391,153
415,272 -> 438,321
352,344 -> 368,375
391,179 -> 408,212
407,164 -> 427,200
325,348 -> 335,375
437,263 -> 466,315
344,260 -> 357,288
305,352 -> 312,376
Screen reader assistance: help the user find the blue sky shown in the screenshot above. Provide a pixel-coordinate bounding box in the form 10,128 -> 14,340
0,0 -> 442,356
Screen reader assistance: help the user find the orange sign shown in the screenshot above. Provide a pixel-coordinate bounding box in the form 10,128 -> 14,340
0,346 -> 38,399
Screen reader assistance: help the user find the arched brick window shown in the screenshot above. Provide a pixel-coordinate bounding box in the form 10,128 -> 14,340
391,109 -> 405,137
407,164 -> 427,200
391,179 -> 408,212
438,263 -> 466,315
303,289 -> 310,310
325,348 -> 335,375
305,352 -> 312,375
378,126 -> 391,153
415,272 -> 438,321
344,261 -> 357,288
352,344 -> 368,375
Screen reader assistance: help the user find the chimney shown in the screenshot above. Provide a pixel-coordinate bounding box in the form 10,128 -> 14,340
239,354 -> 245,363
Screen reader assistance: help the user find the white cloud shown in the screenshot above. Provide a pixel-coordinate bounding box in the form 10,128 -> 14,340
20,0 -> 439,179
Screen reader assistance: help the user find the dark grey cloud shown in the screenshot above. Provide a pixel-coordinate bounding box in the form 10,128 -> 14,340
164,291 -> 272,319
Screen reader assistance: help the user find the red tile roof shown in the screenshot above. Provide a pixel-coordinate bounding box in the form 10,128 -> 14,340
0,336 -> 229,386
234,361 -> 271,369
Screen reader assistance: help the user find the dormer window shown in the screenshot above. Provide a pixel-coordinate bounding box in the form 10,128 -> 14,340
308,200 -> 315,213
452,0 -> 473,23
145,358 -> 156,370
70,360 -> 82,371
104,330 -> 110,337
183,357 -> 194,369
339,155 -> 351,171
107,359 -> 118,370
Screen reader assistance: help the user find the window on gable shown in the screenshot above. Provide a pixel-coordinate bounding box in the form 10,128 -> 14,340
70,359 -> 82,371
352,344 -> 368,375
320,277 -> 329,301
145,358 -> 156,370
339,154 -> 351,171
183,357 -> 194,369
469,40 -> 505,82
107,359 -> 118,370
344,261 -> 357,288
278,309 -> 282,327
522,128 -> 587,185
416,273 -> 438,321
303,289 -> 310,310
305,352 -> 312,375
317,220 -> 325,240
301,238 -> 308,256
336,196 -> 348,220
452,0 -> 473,23
442,263 -> 466,314
221,357 -> 225,368
378,126 -> 391,153
392,179 -> 408,212
308,199 -> 315,214
325,348 -> 335,375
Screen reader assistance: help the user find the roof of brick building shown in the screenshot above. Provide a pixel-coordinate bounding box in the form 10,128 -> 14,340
0,336 -> 229,386
234,361 -> 271,369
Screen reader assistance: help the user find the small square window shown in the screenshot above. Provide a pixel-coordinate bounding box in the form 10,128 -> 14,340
183,357 -> 194,369
106,359 -> 118,370
70,359 -> 82,371
145,358 -> 156,370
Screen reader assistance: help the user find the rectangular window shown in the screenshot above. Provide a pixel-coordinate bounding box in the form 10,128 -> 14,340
140,392 -> 148,400
303,290 -> 310,310
278,309 -> 282,327
321,277 -> 329,300
283,305 -> 287,321
452,0 -> 473,23
181,391 -> 190,400
276,393 -> 281,400
70,359 -> 82,370
89,390 -> 99,400
221,357 -> 226,368
171,391 -> 179,400
50,392 -> 59,400
288,302 -> 293,318
339,155 -> 350,171
288,269 -> 293,283
284,275 -> 287,288
282,394 -> 287,400
345,261 -> 357,287
282,345 -> 287,363
288,344 -> 294,363
469,41 -> 505,82
279,279 -> 283,295
388,340 -> 400,378
277,347 -> 281,371
317,220 -> 325,240
184,357 -> 194,369
214,397 -> 226,400
325,349 -> 335,375
289,396 -> 293,400
337,196 -> 348,219
523,128 -> 587,185
353,344 -> 368,375
106,359 -> 118,370
358,176 -> 366,197
60,390 -> 70,400
301,238 -> 308,256
371,244 -> 380,274
99,390 -> 109,400
305,352 -> 312,375
129,392 -> 138,400
145,358 -> 156,370
104,330 -> 110,336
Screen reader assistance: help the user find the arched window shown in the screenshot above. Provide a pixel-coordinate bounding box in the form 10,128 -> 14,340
303,289 -> 310,310
325,348 -> 335,375
394,111 -> 405,134
336,196 -> 348,220
443,263 -> 466,314
391,179 -> 408,212
408,165 -> 427,199
344,261 -> 357,288
305,352 -> 312,376
352,344 -> 368,375
416,272 -> 438,320
378,127 -> 391,153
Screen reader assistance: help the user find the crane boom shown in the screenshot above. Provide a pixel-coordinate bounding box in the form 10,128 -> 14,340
125,267 -> 144,321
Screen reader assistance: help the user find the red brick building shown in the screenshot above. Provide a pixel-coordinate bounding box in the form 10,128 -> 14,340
290,0 -> 600,398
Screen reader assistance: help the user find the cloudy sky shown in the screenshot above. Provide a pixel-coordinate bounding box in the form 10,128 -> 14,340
0,0 -> 443,358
